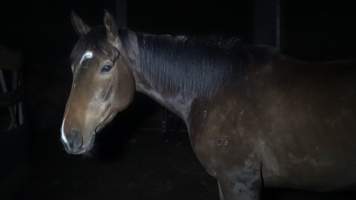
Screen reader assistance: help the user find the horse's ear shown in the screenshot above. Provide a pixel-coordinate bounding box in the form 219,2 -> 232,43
71,11 -> 91,35
103,10 -> 122,49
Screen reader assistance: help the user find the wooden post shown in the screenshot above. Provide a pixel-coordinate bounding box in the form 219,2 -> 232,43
254,0 -> 280,49
116,0 -> 127,28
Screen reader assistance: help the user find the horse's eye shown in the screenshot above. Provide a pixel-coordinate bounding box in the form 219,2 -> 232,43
100,64 -> 113,73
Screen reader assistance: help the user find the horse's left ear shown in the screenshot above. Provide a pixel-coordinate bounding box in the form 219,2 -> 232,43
103,10 -> 122,50
71,11 -> 91,35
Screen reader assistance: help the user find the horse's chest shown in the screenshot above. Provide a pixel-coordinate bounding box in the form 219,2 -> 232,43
188,99 -> 263,177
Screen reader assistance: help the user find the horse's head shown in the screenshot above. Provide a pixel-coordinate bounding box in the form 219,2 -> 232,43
61,11 -> 135,154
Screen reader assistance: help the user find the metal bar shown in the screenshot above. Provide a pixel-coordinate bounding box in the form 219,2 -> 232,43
0,70 -> 7,93
18,102 -> 23,125
12,71 -> 19,126
0,70 -> 17,130
116,0 -> 127,28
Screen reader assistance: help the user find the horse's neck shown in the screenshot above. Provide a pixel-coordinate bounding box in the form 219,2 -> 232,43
131,49 -> 195,122
135,77 -> 194,123
126,33 -> 201,123
124,31 -> 249,123
122,34 -> 185,122
131,65 -> 195,123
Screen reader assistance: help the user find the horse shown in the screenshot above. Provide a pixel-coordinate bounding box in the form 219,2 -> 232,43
60,11 -> 356,200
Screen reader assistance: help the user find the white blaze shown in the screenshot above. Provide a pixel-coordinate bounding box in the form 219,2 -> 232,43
61,117 -> 69,145
79,50 -> 94,65
62,50 -> 93,146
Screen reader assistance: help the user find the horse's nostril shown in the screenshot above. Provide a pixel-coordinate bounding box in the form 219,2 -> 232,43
66,129 -> 83,150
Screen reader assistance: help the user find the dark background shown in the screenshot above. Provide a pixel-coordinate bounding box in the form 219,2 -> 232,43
1,0 -> 356,200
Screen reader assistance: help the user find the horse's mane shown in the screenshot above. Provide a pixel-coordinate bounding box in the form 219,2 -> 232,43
135,32 -> 260,97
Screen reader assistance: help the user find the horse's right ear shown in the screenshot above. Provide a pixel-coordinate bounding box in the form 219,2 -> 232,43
71,11 -> 91,35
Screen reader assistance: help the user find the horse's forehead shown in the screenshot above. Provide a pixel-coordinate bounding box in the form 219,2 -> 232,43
79,50 -> 94,65
80,45 -> 114,61
72,39 -> 105,60
73,47 -> 108,66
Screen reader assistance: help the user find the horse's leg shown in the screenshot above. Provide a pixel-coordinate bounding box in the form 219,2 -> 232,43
217,168 -> 261,200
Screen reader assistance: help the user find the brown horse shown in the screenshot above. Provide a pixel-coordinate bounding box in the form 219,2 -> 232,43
61,11 -> 356,200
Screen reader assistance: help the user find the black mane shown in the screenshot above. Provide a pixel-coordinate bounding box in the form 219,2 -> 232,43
136,32 -> 256,97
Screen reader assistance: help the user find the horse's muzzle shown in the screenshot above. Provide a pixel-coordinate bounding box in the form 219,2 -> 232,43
62,128 -> 84,154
